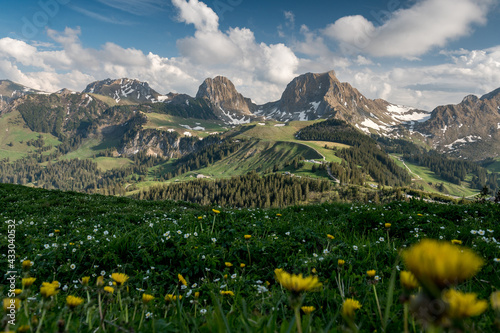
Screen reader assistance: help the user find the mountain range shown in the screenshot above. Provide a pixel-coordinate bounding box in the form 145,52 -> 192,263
1,71 -> 499,161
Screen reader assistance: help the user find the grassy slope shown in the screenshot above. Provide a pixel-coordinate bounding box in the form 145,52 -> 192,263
390,154 -> 478,197
143,113 -> 227,138
0,110 -> 60,160
234,122 -> 344,163
485,157 -> 500,173
172,140 -> 323,180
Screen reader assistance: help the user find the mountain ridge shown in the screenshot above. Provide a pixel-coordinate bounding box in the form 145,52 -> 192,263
2,72 -> 500,160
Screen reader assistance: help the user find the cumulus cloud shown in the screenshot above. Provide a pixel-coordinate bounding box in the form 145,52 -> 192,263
337,45 -> 500,110
172,0 -> 219,32
172,0 -> 300,94
0,27 -> 199,95
324,0 -> 494,58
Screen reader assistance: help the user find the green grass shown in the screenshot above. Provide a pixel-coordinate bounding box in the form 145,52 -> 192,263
144,113 -> 227,138
94,157 -> 133,171
1,183 -> 499,332
0,110 -> 61,160
485,157 -> 500,173
178,140 -> 322,179
390,154 -> 479,197
234,121 -> 343,163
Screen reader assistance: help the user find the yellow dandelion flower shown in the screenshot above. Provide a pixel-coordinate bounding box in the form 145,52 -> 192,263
312,268 -> 317,274
54,229 -> 60,233
21,260 -> 32,269
104,286 -> 114,294
225,262 -> 233,267
342,298 -> 362,318
111,273 -> 129,286
385,223 -> 392,228
17,325 -> 30,332
212,209 -> 220,214
301,306 -> 315,314
66,295 -> 84,309
451,239 -> 462,245
96,276 -> 104,287
178,274 -> 188,286
338,259 -> 345,266
220,291 -> 234,296
402,239 -> 484,289
327,234 -> 334,240
22,277 -> 36,288
40,285 -> 58,298
194,292 -> 200,298
81,277 -> 90,286
164,294 -> 182,302
367,270 -> 376,278
198,216 -> 203,219
400,271 -> 419,290
3,298 -> 21,311
13,289 -> 22,296
443,289 -> 488,318
244,235 -> 251,240
276,213 -> 282,217
224,274 -> 228,279
142,294 -> 155,304
274,269 -> 322,293
240,263 -> 246,268
490,291 -> 500,311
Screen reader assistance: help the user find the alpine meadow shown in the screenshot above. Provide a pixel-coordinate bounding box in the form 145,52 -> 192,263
1,0 -> 500,332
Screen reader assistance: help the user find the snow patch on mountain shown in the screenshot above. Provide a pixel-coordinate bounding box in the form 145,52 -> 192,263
361,118 -> 388,132
219,107 -> 250,125
386,104 -> 431,123
444,136 -> 482,150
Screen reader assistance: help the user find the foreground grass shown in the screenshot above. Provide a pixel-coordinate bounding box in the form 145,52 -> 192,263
1,183 -> 499,332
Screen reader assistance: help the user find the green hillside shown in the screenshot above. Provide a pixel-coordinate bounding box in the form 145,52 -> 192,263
0,110 -> 60,160
390,154 -> 479,197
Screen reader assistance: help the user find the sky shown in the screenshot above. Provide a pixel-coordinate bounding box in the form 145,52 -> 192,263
0,0 -> 499,110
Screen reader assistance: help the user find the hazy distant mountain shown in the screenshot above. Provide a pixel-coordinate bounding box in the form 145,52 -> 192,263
83,78 -> 161,104
0,80 -> 40,112
414,88 -> 500,160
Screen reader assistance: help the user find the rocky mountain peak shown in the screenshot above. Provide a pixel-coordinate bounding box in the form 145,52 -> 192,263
83,78 -> 161,104
196,76 -> 258,124
480,87 -> 500,102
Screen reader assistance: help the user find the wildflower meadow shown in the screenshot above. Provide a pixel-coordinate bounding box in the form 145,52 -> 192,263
1,183 -> 500,332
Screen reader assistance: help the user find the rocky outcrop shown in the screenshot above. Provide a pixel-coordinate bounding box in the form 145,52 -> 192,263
196,76 -> 260,124
120,128 -> 221,158
256,71 -> 429,135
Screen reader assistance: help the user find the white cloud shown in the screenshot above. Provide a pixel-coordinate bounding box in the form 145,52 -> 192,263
171,0 -> 219,32
324,0 -> 493,58
337,45 -> 500,110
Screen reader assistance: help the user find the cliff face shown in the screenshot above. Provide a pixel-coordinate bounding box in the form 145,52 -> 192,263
119,128 -> 221,158
196,76 -> 259,124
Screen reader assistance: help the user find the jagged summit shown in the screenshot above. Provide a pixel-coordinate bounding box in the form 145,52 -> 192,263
196,76 -> 259,125
83,78 -> 161,104
256,71 -> 430,136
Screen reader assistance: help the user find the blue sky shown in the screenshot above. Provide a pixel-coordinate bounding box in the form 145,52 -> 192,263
0,0 -> 499,109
